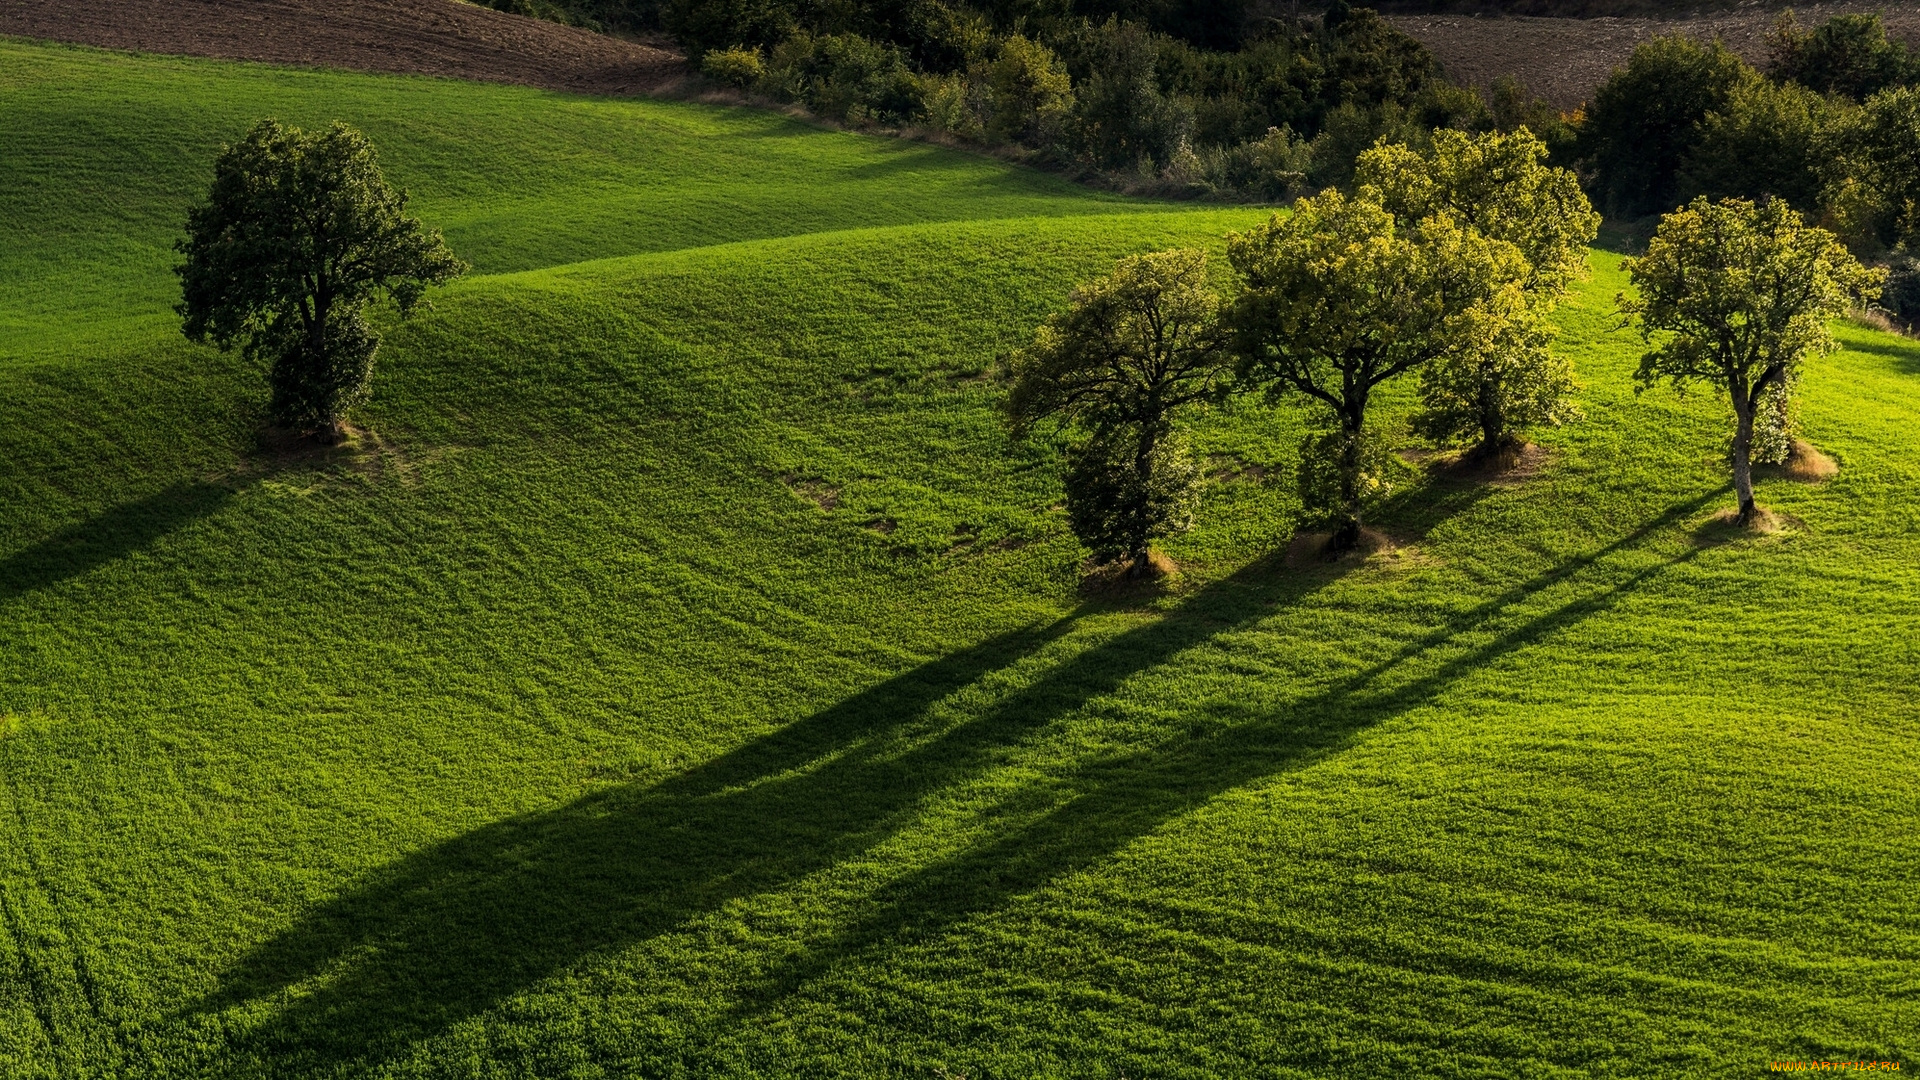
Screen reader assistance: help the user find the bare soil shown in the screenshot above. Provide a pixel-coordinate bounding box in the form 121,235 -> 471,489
1767,439 -> 1840,482
0,0 -> 685,95
1389,3 -> 1920,106
1080,550 -> 1179,597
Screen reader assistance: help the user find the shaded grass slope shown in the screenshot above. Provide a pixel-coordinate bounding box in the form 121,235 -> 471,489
0,38 -> 1916,1080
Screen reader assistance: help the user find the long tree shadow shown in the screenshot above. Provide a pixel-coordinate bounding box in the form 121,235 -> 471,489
196,493 -> 1713,1072
714,493 -> 1719,1041
1836,334 -> 1920,374
195,552 -> 1335,1069
0,481 -> 235,603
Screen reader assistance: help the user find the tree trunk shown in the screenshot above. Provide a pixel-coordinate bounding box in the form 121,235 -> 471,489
1329,409 -> 1365,552
1127,423 -> 1159,576
1730,388 -> 1757,524
1473,365 -> 1506,461
312,285 -> 339,439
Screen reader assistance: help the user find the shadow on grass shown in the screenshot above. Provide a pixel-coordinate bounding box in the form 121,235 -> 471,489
1838,334 -> 1920,373
0,481 -> 235,602
195,493 -> 1713,1072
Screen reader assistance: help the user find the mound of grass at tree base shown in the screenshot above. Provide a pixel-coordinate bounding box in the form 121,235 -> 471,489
1,38 -> 1916,1078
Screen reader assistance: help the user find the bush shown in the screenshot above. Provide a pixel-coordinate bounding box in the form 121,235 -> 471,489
919,72 -> 986,140
1878,253 -> 1920,330
701,46 -> 765,89
1294,426 -> 1408,526
984,35 -> 1076,147
1679,76 -> 1833,211
761,32 -> 923,126
1306,100 -> 1426,190
1579,35 -> 1754,218
1768,12 -> 1919,102
1068,19 -> 1193,171
1819,86 -> 1920,251
1486,75 -> 1578,161
1197,125 -> 1311,201
1750,374 -> 1797,466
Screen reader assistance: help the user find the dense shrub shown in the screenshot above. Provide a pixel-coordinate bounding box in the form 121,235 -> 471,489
984,35 -> 1076,145
760,32 -> 923,125
1879,253 -> 1920,330
1579,34 -> 1753,218
1679,77 -> 1832,211
701,45 -> 766,89
1820,86 -> 1920,251
1062,18 -> 1193,170
1063,434 -> 1200,567
1768,12 -> 1919,102
1195,125 -> 1312,201
1293,425 -> 1408,528
1486,75 -> 1577,161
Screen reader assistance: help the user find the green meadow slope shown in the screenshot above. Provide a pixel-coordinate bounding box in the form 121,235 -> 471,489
0,38 -> 1916,1080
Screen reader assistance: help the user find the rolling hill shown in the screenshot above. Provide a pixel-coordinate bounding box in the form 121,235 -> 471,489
0,37 -> 1916,1079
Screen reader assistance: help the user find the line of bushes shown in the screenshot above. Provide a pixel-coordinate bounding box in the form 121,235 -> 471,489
486,0 -> 1920,323
692,4 -> 1546,201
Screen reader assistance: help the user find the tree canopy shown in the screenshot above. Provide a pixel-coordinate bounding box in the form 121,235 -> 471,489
1579,35 -> 1754,219
1355,128 -> 1595,457
177,119 -> 466,436
1005,247 -> 1228,573
1620,196 -> 1883,522
1226,188 -> 1530,547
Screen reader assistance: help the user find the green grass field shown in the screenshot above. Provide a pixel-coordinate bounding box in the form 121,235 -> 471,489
1,37 -> 1916,1079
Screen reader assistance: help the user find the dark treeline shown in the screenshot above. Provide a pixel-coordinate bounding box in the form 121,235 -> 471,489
682,0 -> 1522,200
486,0 -> 1546,199
1580,12 -> 1920,322
493,0 -> 1920,316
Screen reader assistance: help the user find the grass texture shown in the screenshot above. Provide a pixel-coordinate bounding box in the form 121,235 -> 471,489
0,37 -> 1916,1080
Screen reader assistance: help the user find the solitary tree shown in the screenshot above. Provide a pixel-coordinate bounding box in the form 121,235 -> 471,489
1619,196 -> 1883,524
1006,248 -> 1229,576
178,120 -> 466,441
1356,128 -> 1599,460
1226,189 -> 1530,550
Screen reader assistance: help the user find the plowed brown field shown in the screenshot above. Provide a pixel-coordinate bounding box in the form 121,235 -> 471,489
0,0 -> 683,94
1391,3 -> 1920,106
6,0 -> 1920,116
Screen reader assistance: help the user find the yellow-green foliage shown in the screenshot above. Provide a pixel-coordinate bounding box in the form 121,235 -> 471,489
700,45 -> 765,89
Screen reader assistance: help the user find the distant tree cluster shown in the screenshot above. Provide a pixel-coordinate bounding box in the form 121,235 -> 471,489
689,3 -> 1514,200
1009,129 -> 1597,564
1580,14 -> 1920,262
1009,126 -> 1879,567
477,0 -> 1920,336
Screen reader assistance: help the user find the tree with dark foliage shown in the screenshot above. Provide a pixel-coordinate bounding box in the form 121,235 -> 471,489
1006,249 -> 1229,576
1579,35 -> 1752,218
177,121 -> 466,440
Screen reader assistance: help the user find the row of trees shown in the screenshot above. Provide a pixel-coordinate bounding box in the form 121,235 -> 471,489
1007,129 -> 1881,572
172,119 -> 1881,572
